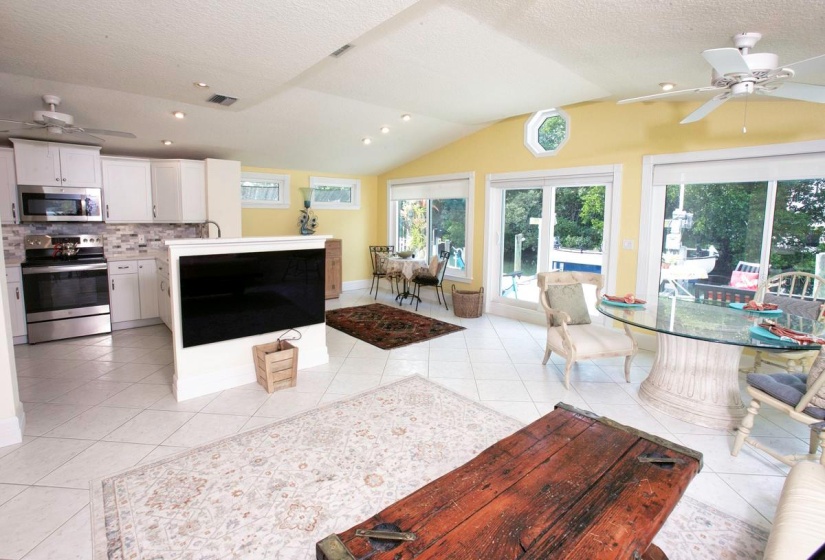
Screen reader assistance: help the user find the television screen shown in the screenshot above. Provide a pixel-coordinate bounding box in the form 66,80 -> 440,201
179,249 -> 326,348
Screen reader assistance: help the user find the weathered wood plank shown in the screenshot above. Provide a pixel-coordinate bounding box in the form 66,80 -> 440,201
338,411 -> 593,558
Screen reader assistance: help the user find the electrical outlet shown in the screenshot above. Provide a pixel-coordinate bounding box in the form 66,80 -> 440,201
622,239 -> 634,250
138,234 -> 146,245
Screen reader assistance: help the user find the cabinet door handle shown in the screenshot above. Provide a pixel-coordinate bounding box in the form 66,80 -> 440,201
153,205 -> 157,218
56,177 -> 60,182
111,279 -> 115,290
117,265 -> 129,269
62,177 -> 67,182
11,203 -> 15,220
15,287 -> 19,300
106,204 -> 109,218
160,280 -> 166,292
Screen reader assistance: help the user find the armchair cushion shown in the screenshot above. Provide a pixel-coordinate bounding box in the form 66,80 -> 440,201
545,283 -> 591,327
763,294 -> 823,320
546,324 -> 633,356
746,373 -> 825,420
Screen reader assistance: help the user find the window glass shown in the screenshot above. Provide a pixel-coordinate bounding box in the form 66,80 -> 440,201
241,172 -> 289,208
525,108 -> 570,157
771,179 -> 825,276
395,198 -> 467,274
310,177 -> 360,209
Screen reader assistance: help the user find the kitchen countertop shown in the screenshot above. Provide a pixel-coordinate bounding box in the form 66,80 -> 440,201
107,251 -> 168,263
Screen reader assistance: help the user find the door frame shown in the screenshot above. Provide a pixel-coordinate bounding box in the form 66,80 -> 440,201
484,164 -> 623,324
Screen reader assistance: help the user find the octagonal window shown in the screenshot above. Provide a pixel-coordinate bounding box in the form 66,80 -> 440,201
524,108 -> 570,157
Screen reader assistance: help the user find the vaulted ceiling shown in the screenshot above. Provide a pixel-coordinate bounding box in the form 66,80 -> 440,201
1,0 -> 824,175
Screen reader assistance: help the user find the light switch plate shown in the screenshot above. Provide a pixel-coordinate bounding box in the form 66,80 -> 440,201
622,239 -> 634,250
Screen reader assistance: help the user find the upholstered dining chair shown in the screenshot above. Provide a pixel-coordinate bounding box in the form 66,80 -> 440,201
732,347 -> 825,466
750,271 -> 825,373
410,250 -> 450,311
537,272 -> 637,389
368,245 -> 399,299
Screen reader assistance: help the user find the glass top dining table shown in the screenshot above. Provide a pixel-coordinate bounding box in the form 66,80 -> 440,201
597,296 -> 824,430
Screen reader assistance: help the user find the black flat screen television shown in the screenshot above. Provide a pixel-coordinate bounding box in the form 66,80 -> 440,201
179,249 -> 326,348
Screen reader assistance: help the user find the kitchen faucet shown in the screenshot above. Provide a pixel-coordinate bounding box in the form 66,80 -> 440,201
203,220 -> 222,238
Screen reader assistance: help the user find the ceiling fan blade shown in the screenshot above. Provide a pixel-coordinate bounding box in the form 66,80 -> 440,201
617,86 -> 725,104
40,114 -> 68,126
767,82 -> 825,103
82,128 -> 136,139
702,47 -> 751,76
0,118 -> 28,125
782,53 -> 825,76
680,94 -> 731,124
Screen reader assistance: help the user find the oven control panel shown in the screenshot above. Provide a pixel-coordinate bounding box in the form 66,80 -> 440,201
24,234 -> 104,249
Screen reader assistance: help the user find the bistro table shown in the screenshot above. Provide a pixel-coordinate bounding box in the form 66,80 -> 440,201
598,297 -> 825,430
386,256 -> 428,305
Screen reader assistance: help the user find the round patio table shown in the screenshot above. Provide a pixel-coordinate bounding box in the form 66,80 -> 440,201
598,297 -> 825,429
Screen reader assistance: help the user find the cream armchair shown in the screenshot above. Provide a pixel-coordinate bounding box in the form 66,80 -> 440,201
537,272 -> 637,389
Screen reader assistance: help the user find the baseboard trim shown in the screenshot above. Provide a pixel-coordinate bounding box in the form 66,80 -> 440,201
174,345 -> 330,402
111,318 -> 163,331
0,408 -> 24,448
343,279 -> 372,292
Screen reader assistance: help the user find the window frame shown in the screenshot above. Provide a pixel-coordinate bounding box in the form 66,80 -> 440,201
387,172 -> 475,282
637,139 -> 825,303
524,108 -> 570,157
309,176 -> 361,210
241,171 -> 290,209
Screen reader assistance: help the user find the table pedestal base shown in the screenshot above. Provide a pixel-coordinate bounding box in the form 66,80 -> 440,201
640,333 -> 746,430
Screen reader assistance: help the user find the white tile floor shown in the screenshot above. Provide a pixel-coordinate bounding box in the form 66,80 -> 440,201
0,287 -> 812,559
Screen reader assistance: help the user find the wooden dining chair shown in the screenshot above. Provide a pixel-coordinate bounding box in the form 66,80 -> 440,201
537,272 -> 637,389
749,271 -> 825,373
410,250 -> 450,311
732,347 -> 825,466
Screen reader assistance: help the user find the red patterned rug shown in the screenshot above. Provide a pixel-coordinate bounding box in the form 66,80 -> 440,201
325,303 -> 465,349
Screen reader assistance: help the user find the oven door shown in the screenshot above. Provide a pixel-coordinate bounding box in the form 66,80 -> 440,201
22,263 -> 110,322
19,185 -> 103,222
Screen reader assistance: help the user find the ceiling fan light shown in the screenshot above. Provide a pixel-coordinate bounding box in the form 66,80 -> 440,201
659,82 -> 676,91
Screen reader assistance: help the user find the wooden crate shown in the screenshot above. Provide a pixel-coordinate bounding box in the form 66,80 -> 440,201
253,340 -> 298,393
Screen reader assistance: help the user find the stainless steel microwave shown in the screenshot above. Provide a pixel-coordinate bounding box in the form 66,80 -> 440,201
18,185 -> 103,222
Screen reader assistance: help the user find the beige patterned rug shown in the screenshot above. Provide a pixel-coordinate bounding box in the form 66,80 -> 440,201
91,376 -> 769,560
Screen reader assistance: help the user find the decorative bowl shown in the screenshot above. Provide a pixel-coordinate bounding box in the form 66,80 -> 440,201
396,251 -> 415,258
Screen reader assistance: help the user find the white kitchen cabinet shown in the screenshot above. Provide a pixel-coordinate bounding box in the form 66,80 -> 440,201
151,160 -> 206,223
138,259 -> 159,319
11,139 -> 101,188
109,261 -> 141,323
0,148 -> 18,224
101,157 -> 153,223
5,265 -> 26,339
157,259 -> 171,328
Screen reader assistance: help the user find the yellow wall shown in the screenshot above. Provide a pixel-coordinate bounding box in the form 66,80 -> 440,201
241,167 -> 379,283
377,99 -> 825,293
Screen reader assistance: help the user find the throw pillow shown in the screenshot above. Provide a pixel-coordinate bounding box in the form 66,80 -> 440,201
807,349 -> 825,409
545,283 -> 591,326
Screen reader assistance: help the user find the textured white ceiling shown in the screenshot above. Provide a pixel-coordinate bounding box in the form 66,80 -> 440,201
1,0 -> 824,175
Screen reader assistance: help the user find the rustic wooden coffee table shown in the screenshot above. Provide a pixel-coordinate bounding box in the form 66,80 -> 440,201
317,403 -> 701,560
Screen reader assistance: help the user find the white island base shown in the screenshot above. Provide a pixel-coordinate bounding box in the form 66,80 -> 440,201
639,333 -> 746,430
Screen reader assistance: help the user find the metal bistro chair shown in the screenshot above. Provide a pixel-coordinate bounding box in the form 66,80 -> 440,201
751,272 -> 825,373
410,250 -> 450,311
368,245 -> 400,300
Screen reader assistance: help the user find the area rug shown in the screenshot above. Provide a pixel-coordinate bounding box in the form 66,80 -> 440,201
324,303 -> 464,349
91,376 -> 769,560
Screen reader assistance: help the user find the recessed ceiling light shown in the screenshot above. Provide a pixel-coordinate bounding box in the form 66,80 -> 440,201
172,111 -> 186,119
659,82 -> 676,91
162,140 -> 173,145
401,114 -> 411,122
362,137 -> 372,145
380,126 -> 390,134
193,82 -> 209,88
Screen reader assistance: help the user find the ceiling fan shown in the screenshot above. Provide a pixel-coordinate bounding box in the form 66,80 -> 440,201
618,32 -> 825,124
0,94 -> 136,142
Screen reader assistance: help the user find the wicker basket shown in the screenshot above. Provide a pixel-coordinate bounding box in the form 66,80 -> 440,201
253,340 -> 298,393
452,285 -> 484,318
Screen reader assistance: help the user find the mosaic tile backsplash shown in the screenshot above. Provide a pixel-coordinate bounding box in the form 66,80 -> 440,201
2,223 -> 205,262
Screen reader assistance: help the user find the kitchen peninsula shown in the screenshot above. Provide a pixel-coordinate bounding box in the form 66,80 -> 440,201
165,236 -> 330,401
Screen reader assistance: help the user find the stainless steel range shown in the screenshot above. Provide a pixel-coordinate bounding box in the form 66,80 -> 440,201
21,234 -> 111,344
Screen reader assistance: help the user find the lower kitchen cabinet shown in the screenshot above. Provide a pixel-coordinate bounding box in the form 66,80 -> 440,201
5,265 -> 26,338
157,259 -> 171,329
109,259 -> 160,326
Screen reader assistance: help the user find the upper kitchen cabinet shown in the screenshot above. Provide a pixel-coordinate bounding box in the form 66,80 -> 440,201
11,139 -> 101,188
101,157 -> 153,223
0,148 -> 18,224
151,160 -> 206,223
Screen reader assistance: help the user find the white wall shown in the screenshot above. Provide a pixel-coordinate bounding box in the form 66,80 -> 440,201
0,234 -> 23,447
205,159 -> 242,238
